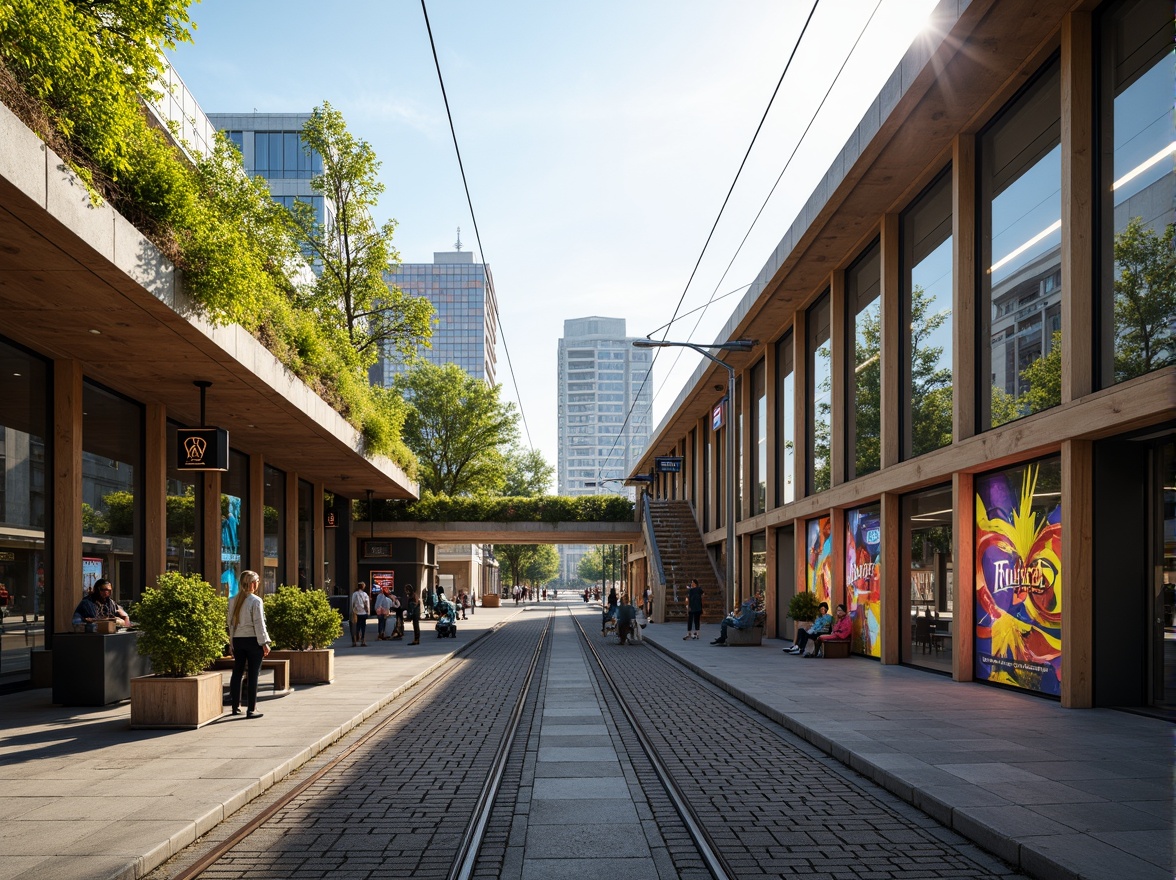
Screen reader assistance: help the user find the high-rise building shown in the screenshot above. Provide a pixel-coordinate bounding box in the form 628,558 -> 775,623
557,317 -> 653,583
369,247 -> 498,387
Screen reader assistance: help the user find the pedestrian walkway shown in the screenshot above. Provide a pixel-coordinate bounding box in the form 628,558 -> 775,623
642,619 -> 1173,880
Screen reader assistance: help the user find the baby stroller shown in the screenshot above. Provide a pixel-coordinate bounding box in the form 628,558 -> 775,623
435,600 -> 457,638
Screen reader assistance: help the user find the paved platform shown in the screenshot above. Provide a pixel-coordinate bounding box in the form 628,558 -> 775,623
0,603 -> 1169,880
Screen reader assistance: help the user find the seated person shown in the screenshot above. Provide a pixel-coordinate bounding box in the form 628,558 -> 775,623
616,596 -> 638,645
786,601 -> 833,655
812,603 -> 852,657
72,579 -> 130,631
711,593 -> 762,645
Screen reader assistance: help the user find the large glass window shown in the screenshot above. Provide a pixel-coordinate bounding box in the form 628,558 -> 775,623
263,464 -> 285,592
750,532 -> 766,598
220,450 -> 249,598
901,170 -> 954,458
252,131 -> 322,179
846,241 -> 882,477
735,378 -> 743,522
807,292 -> 832,494
165,422 -> 199,577
901,484 -> 953,674
0,340 -> 49,686
980,60 -> 1063,429
82,382 -> 141,608
1096,0 -> 1175,387
298,478 -> 313,588
751,360 -> 767,515
776,332 -> 795,504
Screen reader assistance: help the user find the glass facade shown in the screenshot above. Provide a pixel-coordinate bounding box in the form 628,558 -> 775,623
846,241 -> 881,478
165,422 -> 200,577
298,479 -> 313,589
263,464 -> 285,592
901,484 -> 953,674
807,292 -> 832,494
980,60 -> 1063,429
901,170 -> 954,459
1096,0 -> 1174,388
751,360 -> 767,516
220,450 -> 249,598
251,131 -> 321,179
775,332 -> 795,505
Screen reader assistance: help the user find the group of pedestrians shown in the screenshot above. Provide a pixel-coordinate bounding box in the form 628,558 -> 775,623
351,581 -> 422,647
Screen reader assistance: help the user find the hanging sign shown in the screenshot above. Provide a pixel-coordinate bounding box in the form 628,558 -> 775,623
655,456 -> 684,473
176,427 -> 229,471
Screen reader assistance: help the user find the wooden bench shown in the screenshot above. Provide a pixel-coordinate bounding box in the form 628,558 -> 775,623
815,638 -> 850,658
210,656 -> 291,693
726,612 -> 768,646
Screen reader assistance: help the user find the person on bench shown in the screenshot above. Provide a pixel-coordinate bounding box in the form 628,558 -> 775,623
810,603 -> 851,657
711,593 -> 762,645
786,602 -> 833,655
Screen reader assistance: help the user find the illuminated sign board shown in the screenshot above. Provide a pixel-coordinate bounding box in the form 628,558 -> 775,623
176,427 -> 229,471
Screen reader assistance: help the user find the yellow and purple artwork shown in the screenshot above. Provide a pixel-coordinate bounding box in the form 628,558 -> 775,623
846,505 -> 881,658
806,515 -> 833,608
974,458 -> 1062,695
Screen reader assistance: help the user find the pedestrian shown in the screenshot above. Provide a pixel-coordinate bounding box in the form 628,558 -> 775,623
227,570 -> 270,719
404,583 -> 420,645
350,581 -> 370,647
684,578 -> 702,640
460,591 -> 469,620
643,585 -> 653,619
374,587 -> 395,640
424,587 -> 436,620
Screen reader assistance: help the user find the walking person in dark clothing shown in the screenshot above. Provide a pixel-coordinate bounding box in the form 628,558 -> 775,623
683,578 -> 703,640
405,584 -> 420,645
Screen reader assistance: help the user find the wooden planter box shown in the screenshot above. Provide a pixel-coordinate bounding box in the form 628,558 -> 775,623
130,671 -> 223,729
268,648 -> 334,684
481,594 -> 501,608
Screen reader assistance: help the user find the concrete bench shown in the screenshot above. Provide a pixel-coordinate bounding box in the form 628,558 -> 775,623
210,656 -> 291,693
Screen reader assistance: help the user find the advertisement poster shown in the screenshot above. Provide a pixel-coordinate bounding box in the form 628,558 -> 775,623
82,557 -> 104,594
846,505 -> 881,657
974,458 -> 1062,695
806,515 -> 832,607
371,571 -> 395,596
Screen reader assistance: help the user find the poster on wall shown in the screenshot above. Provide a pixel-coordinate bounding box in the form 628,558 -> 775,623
82,557 -> 104,595
806,515 -> 832,607
974,457 -> 1062,696
846,506 -> 881,657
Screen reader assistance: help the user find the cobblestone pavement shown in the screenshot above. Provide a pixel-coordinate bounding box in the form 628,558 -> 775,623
588,623 -> 1032,879
184,614 -> 552,880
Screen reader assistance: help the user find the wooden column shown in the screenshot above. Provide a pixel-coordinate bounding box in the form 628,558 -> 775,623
1061,11 -> 1094,403
830,270 -> 848,486
312,481 -> 326,591
144,403 -> 167,583
1061,439 -> 1093,707
52,359 -> 83,635
793,309 -> 809,499
879,215 -> 901,467
952,472 -> 975,681
765,525 -> 778,638
765,337 -> 779,512
248,453 -> 265,574
830,506 -> 846,610
879,492 -> 900,664
201,472 -> 221,591
284,473 -> 298,588
793,522 -> 808,641
953,135 -> 978,442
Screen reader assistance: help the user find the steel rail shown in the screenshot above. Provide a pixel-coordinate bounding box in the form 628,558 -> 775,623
572,610 -> 736,880
169,615 -> 544,880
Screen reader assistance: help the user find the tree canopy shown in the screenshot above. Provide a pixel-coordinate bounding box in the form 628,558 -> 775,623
1113,218 -> 1175,381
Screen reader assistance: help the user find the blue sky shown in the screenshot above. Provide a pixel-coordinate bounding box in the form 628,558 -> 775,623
168,0 -> 940,478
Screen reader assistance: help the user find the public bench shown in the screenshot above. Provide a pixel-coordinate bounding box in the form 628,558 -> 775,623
210,656 -> 292,694
726,612 -> 767,646
815,638 -> 850,658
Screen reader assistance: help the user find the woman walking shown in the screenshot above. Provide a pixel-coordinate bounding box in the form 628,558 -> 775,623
684,578 -> 703,640
350,581 -> 370,647
228,570 -> 270,719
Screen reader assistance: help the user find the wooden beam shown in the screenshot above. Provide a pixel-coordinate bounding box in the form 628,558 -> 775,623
953,134 -> 978,442
201,471 -> 221,593
764,524 -> 778,638
53,359 -> 83,635
144,403 -> 167,583
952,472 -> 975,681
880,492 -> 900,665
880,215 -> 901,467
1061,439 -> 1093,707
1061,11 -> 1094,403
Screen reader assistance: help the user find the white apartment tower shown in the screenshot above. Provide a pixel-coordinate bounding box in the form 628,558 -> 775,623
557,317 -> 653,583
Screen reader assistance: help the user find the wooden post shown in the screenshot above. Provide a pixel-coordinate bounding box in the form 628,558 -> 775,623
53,360 -> 83,635
201,471 -> 221,591
144,403 -> 167,583
953,135 -> 977,442
830,506 -> 846,610
952,472 -> 975,681
249,453 -> 265,574
1061,439 -> 1093,707
880,492 -> 900,665
764,526 -> 777,638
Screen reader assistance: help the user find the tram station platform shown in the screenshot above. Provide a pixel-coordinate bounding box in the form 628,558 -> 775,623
0,602 -> 1170,880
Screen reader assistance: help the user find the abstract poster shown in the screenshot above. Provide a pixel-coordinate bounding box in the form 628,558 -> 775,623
846,505 -> 881,658
806,515 -> 832,607
974,458 -> 1062,695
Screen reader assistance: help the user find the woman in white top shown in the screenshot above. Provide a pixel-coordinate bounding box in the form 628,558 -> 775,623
227,570 -> 270,719
350,582 -> 371,647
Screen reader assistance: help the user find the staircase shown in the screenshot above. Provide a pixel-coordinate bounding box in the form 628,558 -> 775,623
647,499 -> 725,623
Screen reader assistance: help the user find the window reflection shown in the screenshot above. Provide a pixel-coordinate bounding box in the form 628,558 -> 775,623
980,60 -> 1063,428
846,241 -> 881,477
752,360 -> 767,515
263,464 -> 285,592
776,332 -> 795,504
220,450 -> 249,598
165,422 -> 199,577
807,292 -> 832,493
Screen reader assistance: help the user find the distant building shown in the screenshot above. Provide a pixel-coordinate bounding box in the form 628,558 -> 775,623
557,317 -> 653,583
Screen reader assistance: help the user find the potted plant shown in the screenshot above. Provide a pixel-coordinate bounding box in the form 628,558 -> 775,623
787,590 -> 821,639
265,585 -> 342,684
129,571 -> 228,729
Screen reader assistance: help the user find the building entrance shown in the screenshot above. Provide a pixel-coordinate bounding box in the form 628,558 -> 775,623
1152,435 -> 1175,716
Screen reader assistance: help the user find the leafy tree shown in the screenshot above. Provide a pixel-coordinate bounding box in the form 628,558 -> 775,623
395,362 -> 518,496
1113,218 -> 1175,381
497,543 -> 539,590
578,545 -> 623,586
287,102 -> 433,368
502,445 -> 554,497
524,544 -> 559,586
1018,331 -> 1062,414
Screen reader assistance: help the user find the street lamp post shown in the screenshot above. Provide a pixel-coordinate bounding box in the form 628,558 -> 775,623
633,338 -> 756,611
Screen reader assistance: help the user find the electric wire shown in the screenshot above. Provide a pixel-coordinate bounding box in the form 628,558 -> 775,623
419,0 -> 534,451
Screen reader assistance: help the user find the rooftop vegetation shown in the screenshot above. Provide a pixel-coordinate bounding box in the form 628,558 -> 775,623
361,493 -> 635,524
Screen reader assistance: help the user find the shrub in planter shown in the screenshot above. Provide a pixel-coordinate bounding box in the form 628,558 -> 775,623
787,590 -> 821,624
131,571 -> 228,677
265,585 -> 342,650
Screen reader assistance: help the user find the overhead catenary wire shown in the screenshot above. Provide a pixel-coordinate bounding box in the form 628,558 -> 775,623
419,0 -> 535,452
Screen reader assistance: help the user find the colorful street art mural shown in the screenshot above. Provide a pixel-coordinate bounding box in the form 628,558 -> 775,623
974,458 -> 1063,696
846,505 -> 881,658
806,515 -> 832,607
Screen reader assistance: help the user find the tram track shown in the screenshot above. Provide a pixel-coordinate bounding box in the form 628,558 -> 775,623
160,612 -> 552,880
